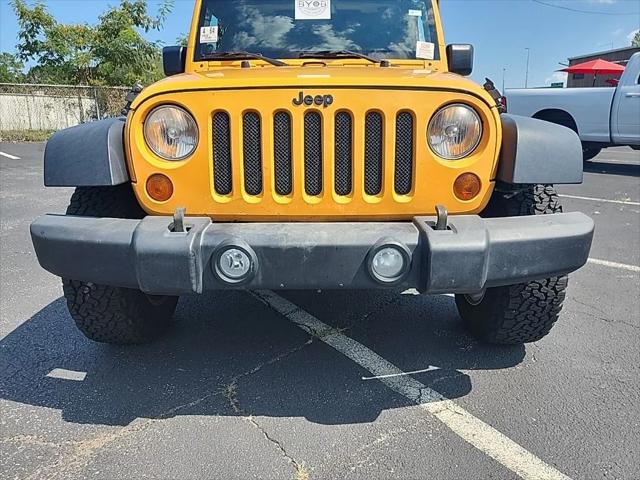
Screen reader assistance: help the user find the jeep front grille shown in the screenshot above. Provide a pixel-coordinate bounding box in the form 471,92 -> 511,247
304,111 -> 323,196
334,111 -> 353,196
242,112 -> 263,196
394,112 -> 415,196
211,109 -> 415,199
364,112 -> 384,196
212,112 -> 232,196
273,111 -> 293,196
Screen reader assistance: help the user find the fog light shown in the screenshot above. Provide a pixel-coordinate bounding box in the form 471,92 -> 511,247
368,241 -> 412,284
214,242 -> 257,285
373,248 -> 405,278
219,249 -> 251,279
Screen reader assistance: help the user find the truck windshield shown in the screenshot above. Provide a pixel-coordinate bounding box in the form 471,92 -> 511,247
195,0 -> 439,62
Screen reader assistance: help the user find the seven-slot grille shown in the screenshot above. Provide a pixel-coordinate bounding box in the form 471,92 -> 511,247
212,110 -> 415,199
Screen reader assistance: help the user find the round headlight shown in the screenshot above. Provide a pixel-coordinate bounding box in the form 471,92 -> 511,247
144,106 -> 198,160
428,104 -> 482,160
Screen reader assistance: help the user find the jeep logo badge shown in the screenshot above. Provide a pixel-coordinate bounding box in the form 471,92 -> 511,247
293,92 -> 334,108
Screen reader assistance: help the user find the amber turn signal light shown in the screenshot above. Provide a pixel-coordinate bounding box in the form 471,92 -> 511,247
146,174 -> 174,202
454,173 -> 481,201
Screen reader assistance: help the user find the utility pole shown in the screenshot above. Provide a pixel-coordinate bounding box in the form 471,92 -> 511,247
502,68 -> 506,92
525,48 -> 531,88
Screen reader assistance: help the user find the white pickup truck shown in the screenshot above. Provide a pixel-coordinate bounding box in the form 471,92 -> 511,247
506,52 -> 640,161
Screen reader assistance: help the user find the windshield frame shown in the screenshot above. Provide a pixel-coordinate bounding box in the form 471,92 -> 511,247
189,0 -> 444,65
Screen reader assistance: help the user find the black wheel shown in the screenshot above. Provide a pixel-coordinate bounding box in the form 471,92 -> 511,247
455,185 -> 568,345
62,185 -> 178,345
582,146 -> 601,162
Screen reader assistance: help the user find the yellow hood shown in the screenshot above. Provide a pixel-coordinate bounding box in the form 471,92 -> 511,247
132,66 -> 496,110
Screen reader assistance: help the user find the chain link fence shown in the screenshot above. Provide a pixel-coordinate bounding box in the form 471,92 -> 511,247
0,83 -> 129,134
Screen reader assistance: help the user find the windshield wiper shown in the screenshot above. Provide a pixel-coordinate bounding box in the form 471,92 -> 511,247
201,51 -> 288,67
299,50 -> 380,64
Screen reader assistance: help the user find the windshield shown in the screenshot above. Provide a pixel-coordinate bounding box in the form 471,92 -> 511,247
195,0 -> 439,61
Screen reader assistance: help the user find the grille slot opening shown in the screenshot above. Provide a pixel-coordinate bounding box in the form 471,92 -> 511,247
364,112 -> 384,196
334,112 -> 353,196
242,112 -> 263,196
273,112 -> 293,196
394,112 -> 414,195
304,111 -> 323,196
212,111 -> 232,195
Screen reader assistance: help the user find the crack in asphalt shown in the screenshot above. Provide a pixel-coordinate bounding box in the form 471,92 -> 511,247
16,339 -> 314,480
9,292 -> 407,479
222,341 -> 314,480
340,420 -> 431,477
572,305 -> 640,330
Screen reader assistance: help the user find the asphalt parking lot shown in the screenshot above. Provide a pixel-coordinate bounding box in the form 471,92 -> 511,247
1,143 -> 639,480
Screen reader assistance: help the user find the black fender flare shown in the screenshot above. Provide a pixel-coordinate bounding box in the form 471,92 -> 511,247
44,118 -> 130,187
497,114 -> 583,185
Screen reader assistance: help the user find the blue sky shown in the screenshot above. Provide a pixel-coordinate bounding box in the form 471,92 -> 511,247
1,0 -> 639,88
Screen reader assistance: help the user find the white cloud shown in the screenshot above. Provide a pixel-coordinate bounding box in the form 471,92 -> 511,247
231,5 -> 294,50
628,29 -> 639,44
545,72 -> 567,87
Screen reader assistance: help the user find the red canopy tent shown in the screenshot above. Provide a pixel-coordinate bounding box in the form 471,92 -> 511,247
560,59 -> 625,86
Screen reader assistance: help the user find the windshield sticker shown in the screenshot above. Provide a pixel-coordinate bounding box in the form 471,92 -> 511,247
416,41 -> 435,60
408,9 -> 423,17
200,26 -> 219,43
295,0 -> 331,20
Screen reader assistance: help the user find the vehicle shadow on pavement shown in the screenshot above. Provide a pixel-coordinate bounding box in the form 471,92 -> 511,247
0,291 -> 525,427
584,161 -> 640,177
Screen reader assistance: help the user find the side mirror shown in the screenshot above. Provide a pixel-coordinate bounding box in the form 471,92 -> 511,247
447,44 -> 474,76
163,46 -> 187,77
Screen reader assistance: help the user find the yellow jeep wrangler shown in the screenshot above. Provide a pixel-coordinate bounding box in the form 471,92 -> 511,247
31,0 -> 594,346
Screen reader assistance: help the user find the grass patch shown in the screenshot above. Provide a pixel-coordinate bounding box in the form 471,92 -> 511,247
0,130 -> 55,142
294,463 -> 310,480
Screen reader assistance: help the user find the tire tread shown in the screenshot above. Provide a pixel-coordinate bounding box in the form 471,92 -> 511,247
456,184 -> 569,345
62,185 -> 177,345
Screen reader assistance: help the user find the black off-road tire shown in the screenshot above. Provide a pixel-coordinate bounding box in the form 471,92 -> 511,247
62,185 -> 178,345
455,185 -> 568,345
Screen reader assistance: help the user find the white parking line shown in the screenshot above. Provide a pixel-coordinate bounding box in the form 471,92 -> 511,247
559,194 -> 640,206
362,366 -> 441,380
0,151 -> 20,160
251,290 -> 572,480
46,368 -> 87,381
588,258 -> 640,273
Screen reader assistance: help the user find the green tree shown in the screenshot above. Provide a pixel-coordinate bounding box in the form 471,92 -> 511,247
12,0 -> 173,86
0,52 -> 26,83
632,31 -> 640,48
176,34 -> 189,47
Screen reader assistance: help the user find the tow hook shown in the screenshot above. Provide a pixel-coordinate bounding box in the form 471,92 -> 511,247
171,207 -> 187,233
435,205 -> 448,231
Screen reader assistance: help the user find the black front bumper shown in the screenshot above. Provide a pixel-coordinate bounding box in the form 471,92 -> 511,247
30,213 -> 594,295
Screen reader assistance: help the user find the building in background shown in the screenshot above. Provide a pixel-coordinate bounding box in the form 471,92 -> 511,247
566,46 -> 640,88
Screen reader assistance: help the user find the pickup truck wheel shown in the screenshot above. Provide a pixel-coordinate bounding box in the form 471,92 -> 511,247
62,186 -> 178,345
455,185 -> 568,345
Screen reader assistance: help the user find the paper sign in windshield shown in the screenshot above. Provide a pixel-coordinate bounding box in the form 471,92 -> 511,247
200,26 -> 219,43
416,41 -> 435,60
408,9 -> 423,17
295,0 -> 331,20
